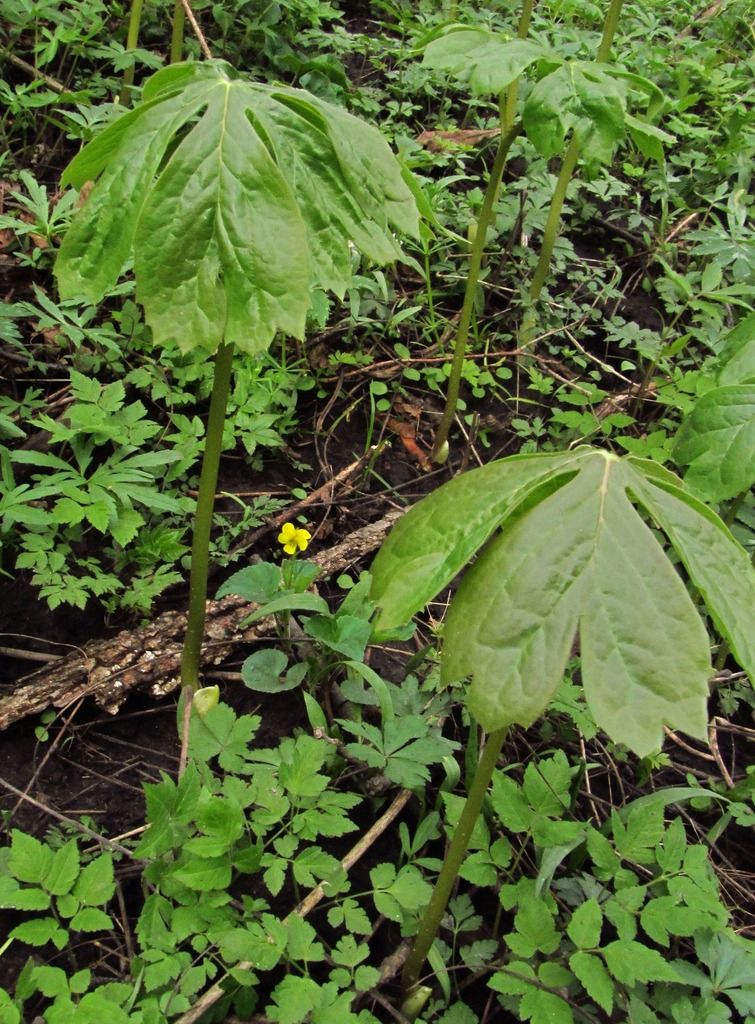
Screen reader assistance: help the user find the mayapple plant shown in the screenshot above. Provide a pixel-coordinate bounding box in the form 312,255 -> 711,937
369,445 -> 755,999
54,59 -> 419,755
674,312 -> 755,503
421,0 -> 673,459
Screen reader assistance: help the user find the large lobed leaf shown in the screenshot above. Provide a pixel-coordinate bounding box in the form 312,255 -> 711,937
716,311 -> 755,387
370,448 -> 755,756
56,61 -> 418,355
673,314 -> 755,501
672,386 -> 755,501
422,29 -> 554,97
369,450 -> 585,631
523,63 -> 628,171
420,27 -> 666,173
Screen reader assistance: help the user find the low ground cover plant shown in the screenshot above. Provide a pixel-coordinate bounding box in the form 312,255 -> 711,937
0,1 -> 753,1022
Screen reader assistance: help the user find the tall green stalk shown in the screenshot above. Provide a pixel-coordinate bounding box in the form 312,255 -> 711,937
527,133 -> 581,303
520,0 -> 625,348
597,0 -> 624,62
170,0 -> 186,63
502,0 -> 535,133
401,727 -> 508,1001
118,0 -> 145,106
431,123 -> 522,462
180,342 -> 234,693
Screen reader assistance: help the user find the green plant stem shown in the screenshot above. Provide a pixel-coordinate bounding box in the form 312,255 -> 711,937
401,726 -> 508,1001
118,0 -> 145,105
527,133 -> 581,305
502,0 -> 534,132
431,123 -> 522,462
180,342 -> 234,692
170,0 -> 186,63
521,0 -> 625,347
597,0 -> 625,61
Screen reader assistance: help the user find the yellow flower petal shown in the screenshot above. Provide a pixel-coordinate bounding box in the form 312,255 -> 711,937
278,521 -> 311,554
294,528 -> 311,552
278,522 -> 296,545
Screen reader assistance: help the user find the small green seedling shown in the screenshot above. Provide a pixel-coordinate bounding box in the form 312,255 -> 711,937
369,445 -> 755,998
55,58 -> 419,759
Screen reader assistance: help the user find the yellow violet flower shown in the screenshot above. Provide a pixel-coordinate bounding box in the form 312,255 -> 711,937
278,522 -> 311,555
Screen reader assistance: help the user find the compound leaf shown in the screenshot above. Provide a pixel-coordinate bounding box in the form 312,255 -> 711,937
373,448 -> 755,757
524,63 -> 627,170
442,452 -> 710,753
57,61 -> 417,356
370,451 -> 585,633
422,29 -> 553,96
672,385 -> 755,501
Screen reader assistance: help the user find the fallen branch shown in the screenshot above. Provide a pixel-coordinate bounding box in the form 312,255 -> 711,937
0,511 -> 402,730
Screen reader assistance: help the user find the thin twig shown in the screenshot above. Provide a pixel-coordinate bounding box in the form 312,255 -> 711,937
579,736 -> 602,824
3,698 -> 84,828
665,211 -> 699,243
2,51 -> 65,92
368,989 -> 412,1024
295,788 -> 413,916
664,724 -> 716,762
0,776 -> 137,858
175,788 -> 414,1024
180,0 -> 213,59
227,453 -> 372,556
711,716 -> 755,740
0,646 -> 61,662
708,721 -> 735,788
116,878 -> 136,963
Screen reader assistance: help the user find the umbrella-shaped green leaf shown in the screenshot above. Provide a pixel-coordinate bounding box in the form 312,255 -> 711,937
56,60 -> 418,355
672,386 -> 755,501
716,313 -> 755,386
422,29 -> 554,97
370,449 -> 586,632
371,448 -> 755,756
419,27 -> 668,172
629,468 -> 755,685
524,63 -> 627,169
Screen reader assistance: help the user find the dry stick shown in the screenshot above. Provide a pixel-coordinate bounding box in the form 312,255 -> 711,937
708,721 -> 735,788
175,788 -> 414,1024
180,0 -> 213,59
711,716 -> 755,740
0,510 -> 402,731
677,0 -> 730,36
294,788 -> 412,916
0,646 -> 61,663
227,453 -> 371,557
3,51 -> 65,92
663,724 -> 716,763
